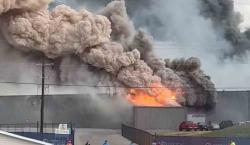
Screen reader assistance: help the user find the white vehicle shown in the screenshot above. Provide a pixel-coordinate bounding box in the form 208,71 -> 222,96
211,123 -> 220,130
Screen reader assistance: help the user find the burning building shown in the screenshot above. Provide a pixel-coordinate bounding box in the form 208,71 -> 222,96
0,0 -> 216,110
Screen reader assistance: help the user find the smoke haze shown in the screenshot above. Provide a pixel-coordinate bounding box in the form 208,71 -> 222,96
0,0 -> 249,125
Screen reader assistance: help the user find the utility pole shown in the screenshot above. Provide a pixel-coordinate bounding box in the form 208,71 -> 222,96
40,58 -> 45,134
248,91 -> 250,121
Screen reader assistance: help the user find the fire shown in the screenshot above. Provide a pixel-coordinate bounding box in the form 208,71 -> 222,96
126,83 -> 181,107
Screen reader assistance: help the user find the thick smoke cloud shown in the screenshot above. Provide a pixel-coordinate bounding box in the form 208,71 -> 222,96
0,0 -> 52,13
1,2 -> 161,91
199,0 -> 250,58
1,5 -> 111,58
50,0 -> 250,58
100,0 -> 135,47
0,0 -> 217,108
82,42 -> 139,75
127,29 -> 216,107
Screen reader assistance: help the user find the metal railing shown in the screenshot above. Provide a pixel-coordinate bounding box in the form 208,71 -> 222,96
0,122 -> 39,133
0,122 -> 74,133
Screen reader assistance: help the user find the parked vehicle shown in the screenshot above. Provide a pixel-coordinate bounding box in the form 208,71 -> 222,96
238,121 -> 250,126
220,120 -> 233,129
197,122 -> 209,131
207,121 -> 220,130
179,121 -> 198,131
210,123 -> 220,130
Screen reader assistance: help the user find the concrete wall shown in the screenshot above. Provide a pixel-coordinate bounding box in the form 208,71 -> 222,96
134,107 -> 186,130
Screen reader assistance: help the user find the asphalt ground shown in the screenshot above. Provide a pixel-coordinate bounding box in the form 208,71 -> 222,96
74,128 -> 132,145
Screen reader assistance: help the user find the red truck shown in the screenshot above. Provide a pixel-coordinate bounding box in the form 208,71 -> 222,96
179,121 -> 199,131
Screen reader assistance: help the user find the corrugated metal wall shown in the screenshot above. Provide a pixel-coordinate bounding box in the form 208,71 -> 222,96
134,107 -> 186,130
0,95 -> 133,128
0,91 -> 249,128
206,91 -> 250,123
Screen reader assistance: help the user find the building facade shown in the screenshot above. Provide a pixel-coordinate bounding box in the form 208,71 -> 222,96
0,91 -> 249,129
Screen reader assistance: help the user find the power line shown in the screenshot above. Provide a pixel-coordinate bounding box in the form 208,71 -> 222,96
0,80 -> 249,90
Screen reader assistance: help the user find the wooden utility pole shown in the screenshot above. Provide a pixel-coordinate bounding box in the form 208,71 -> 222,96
40,58 -> 45,134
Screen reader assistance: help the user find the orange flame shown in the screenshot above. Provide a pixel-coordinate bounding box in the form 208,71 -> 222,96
126,83 -> 181,107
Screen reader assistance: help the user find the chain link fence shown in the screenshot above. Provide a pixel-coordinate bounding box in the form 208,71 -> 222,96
0,122 -> 74,145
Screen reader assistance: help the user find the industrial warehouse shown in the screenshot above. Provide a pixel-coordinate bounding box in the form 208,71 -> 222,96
0,0 -> 250,145
0,91 -> 249,144
0,91 -> 250,128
